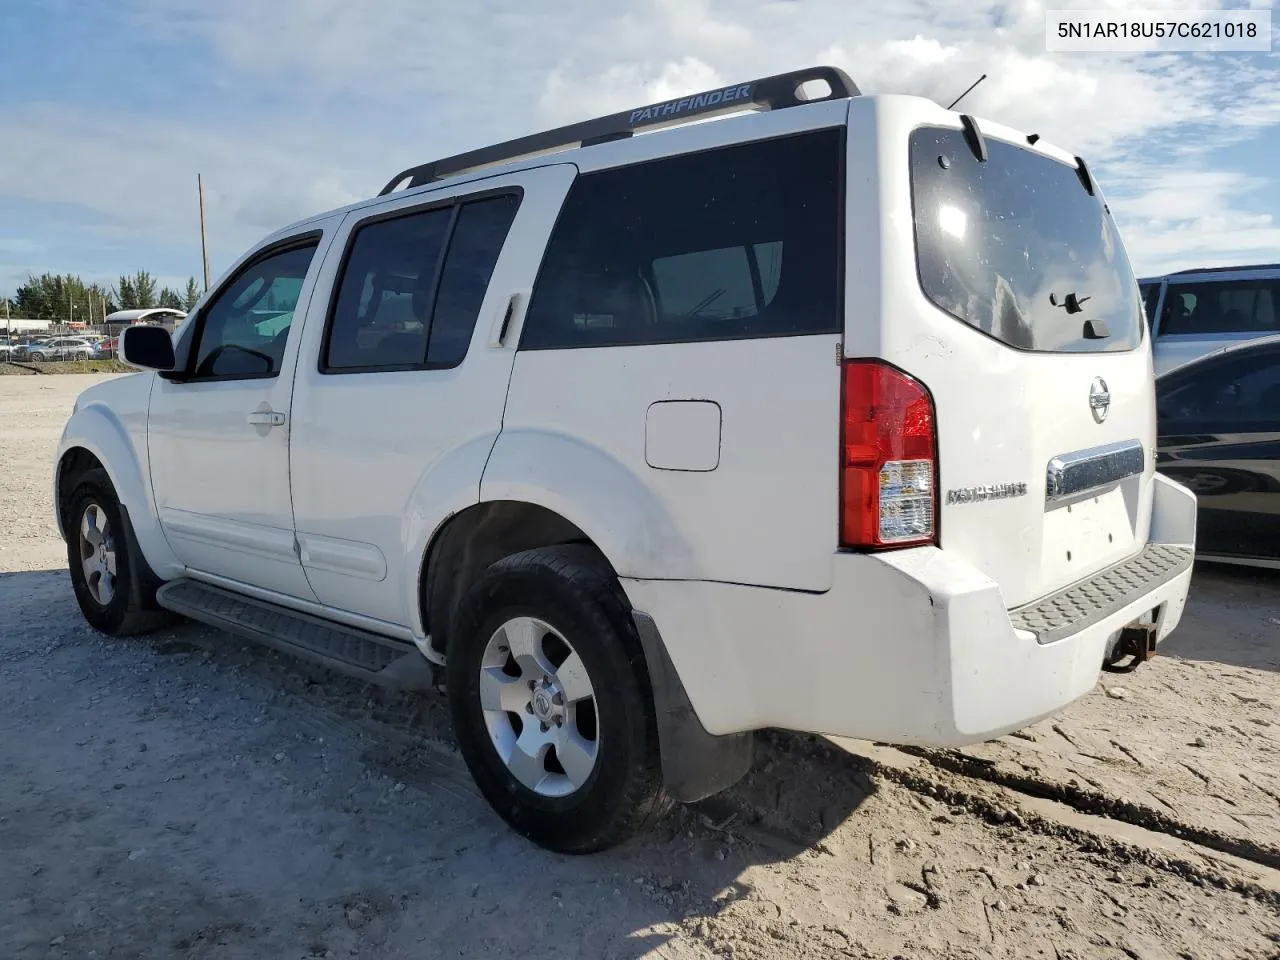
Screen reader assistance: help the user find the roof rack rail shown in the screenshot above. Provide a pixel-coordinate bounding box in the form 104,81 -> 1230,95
378,65 -> 859,196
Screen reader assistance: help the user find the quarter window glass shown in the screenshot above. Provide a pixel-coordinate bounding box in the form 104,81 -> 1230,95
520,129 -> 843,349
1159,279 -> 1280,336
191,242 -> 317,378
428,195 -> 521,367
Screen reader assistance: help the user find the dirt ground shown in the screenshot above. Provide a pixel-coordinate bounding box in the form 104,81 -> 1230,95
2,373 -> 1278,960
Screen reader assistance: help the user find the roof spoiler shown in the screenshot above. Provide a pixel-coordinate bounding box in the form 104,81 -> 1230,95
378,65 -> 859,195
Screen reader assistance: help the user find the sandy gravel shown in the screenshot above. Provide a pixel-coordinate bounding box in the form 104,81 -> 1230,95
2,373 -> 1278,960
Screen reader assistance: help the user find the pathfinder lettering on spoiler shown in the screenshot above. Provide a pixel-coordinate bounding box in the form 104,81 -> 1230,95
945,482 -> 1029,505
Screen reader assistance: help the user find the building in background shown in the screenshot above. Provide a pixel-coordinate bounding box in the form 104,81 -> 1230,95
2,317 -> 53,334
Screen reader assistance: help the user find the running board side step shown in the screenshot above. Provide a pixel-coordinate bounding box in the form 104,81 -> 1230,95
155,580 -> 434,689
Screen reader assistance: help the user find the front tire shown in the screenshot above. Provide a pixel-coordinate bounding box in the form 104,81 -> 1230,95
66,468 -> 169,636
446,545 -> 669,853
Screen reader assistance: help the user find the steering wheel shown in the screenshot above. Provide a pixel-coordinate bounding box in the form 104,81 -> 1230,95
199,343 -> 275,376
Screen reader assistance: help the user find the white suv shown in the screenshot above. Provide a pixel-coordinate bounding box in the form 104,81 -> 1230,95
54,67 -> 1197,853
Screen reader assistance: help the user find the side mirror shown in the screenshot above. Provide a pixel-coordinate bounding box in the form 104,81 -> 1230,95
120,325 -> 176,372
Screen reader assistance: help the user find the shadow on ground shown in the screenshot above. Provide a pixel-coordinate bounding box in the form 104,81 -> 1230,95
1160,562 -> 1280,673
0,568 -> 873,959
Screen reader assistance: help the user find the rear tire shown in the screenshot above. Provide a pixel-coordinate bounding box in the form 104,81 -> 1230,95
446,544 -> 669,853
66,468 -> 170,637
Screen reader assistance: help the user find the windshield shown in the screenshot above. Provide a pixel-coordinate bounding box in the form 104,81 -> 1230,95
910,126 -> 1143,353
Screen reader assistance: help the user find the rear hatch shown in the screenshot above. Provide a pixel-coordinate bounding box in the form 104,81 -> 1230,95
848,99 -> 1155,609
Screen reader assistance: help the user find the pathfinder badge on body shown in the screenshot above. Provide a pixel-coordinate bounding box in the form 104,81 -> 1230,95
945,482 -> 1029,505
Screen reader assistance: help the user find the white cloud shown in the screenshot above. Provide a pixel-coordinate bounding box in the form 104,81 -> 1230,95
1,0 -> 1276,292
0,103 -> 368,275
539,57 -> 726,126
1109,169 -> 1280,273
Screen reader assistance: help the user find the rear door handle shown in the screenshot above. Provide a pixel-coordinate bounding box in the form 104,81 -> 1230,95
489,289 -> 529,347
247,410 -> 287,427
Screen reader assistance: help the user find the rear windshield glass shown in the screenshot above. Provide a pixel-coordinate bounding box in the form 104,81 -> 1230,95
910,126 -> 1142,353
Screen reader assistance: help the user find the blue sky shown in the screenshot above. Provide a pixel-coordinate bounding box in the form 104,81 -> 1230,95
1,0 -> 1277,302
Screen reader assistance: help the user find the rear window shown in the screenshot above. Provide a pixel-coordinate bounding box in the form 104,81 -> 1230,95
1157,278 -> 1280,336
520,129 -> 843,350
910,127 -> 1142,353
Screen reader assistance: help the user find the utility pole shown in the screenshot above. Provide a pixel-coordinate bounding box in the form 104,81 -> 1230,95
198,173 -> 211,292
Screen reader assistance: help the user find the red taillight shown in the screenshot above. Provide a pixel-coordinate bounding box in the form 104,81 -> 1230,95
840,360 -> 938,549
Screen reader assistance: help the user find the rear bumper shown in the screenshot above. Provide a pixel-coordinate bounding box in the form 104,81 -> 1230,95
621,473 -> 1197,746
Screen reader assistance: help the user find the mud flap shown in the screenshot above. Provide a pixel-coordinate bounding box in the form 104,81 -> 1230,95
631,610 -> 754,803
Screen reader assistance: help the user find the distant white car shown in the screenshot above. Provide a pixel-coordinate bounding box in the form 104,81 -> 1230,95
27,337 -> 96,361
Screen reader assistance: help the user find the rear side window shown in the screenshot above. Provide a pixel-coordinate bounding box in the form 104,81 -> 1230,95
1158,279 -> 1280,337
910,127 -> 1142,353
520,129 -> 843,350
323,193 -> 520,372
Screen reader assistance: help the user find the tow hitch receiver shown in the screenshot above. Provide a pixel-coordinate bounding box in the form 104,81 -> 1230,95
1103,623 -> 1158,673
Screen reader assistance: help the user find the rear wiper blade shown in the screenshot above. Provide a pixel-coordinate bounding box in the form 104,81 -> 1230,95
1049,291 -> 1092,314
1049,290 -> 1107,338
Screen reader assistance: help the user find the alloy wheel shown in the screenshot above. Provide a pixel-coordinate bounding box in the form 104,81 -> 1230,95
478,616 -> 599,798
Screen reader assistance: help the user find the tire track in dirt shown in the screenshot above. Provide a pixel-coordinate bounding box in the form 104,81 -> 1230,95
837,741 -> 1280,909
896,745 -> 1280,874
685,731 -> 1280,910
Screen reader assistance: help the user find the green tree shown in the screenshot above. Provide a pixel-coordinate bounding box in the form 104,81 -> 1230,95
88,282 -> 116,320
158,287 -> 184,310
115,274 -> 138,311
133,270 -> 158,309
14,273 -> 106,322
183,277 -> 201,310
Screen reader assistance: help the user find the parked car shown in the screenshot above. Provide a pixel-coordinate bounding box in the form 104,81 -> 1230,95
1156,334 -> 1280,568
10,337 -> 40,357
10,336 -> 49,358
1139,263 -> 1280,376
95,335 -> 120,357
0,337 -> 13,358
54,66 -> 1197,853
27,337 -> 96,361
